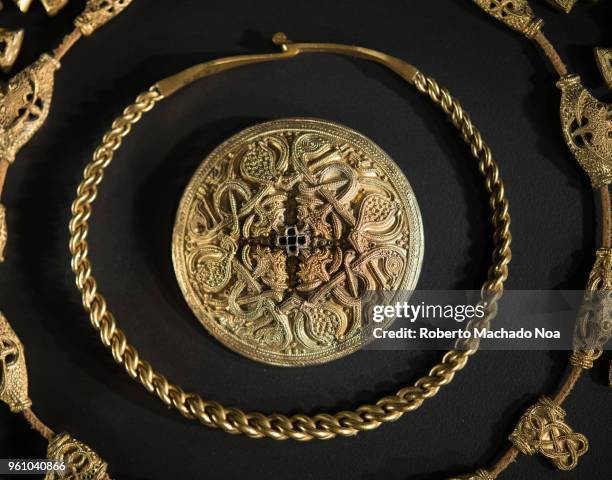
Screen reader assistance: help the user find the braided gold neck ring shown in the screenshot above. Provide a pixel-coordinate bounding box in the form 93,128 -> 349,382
68,33 -> 511,440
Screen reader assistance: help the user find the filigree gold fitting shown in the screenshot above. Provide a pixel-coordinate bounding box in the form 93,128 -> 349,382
557,74 -> 612,188
45,433 -> 109,480
0,28 -> 24,73
587,247 -> 612,291
570,349 -> 602,369
545,0 -> 579,13
509,396 -> 588,470
471,0 -> 544,38
74,0 -> 133,36
594,47 -> 612,89
449,469 -> 494,480
0,54 -> 60,165
0,204 -> 6,262
572,249 -> 612,361
0,311 -> 31,413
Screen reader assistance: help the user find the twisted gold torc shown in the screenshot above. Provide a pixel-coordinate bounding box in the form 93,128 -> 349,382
68,34 -> 511,440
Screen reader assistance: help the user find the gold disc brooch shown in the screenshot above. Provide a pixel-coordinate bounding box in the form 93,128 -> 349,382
172,118 -> 424,366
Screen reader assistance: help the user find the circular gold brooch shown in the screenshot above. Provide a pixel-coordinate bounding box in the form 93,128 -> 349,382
172,118 -> 424,366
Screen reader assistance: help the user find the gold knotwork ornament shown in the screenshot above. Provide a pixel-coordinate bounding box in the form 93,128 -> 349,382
0,311 -> 31,413
509,396 -> 588,470
557,75 -> 612,188
0,54 -> 59,165
75,0 -> 133,36
545,0 -> 579,13
173,118 -> 424,366
471,0 -> 543,38
595,47 -> 612,89
0,28 -> 24,73
45,433 -> 109,480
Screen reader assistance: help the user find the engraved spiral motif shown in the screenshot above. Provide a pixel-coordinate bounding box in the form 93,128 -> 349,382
172,118 -> 424,366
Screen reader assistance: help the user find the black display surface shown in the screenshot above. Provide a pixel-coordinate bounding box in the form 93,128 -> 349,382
0,1 -> 610,479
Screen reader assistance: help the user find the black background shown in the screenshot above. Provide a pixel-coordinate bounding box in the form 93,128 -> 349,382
0,1 -> 610,479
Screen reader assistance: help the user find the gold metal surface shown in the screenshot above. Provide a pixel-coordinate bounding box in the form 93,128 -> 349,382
173,118 -> 423,366
586,247 -> 612,291
0,28 -> 24,73
0,0 -> 131,273
545,0 -> 578,13
449,470 -> 493,480
570,349 -> 602,369
0,204 -> 6,262
509,396 -> 588,471
45,433 -> 109,480
471,0 -> 543,38
594,47 -> 612,89
156,32 -> 419,98
40,0 -> 69,16
0,311 -> 31,413
11,0 -> 33,12
557,75 -> 612,188
11,0 -> 68,14
74,0 -> 133,36
571,247 -> 612,368
69,34 -> 511,440
0,54 -> 60,165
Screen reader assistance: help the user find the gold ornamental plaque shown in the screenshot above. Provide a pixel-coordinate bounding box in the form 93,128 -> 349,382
172,118 -> 424,366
